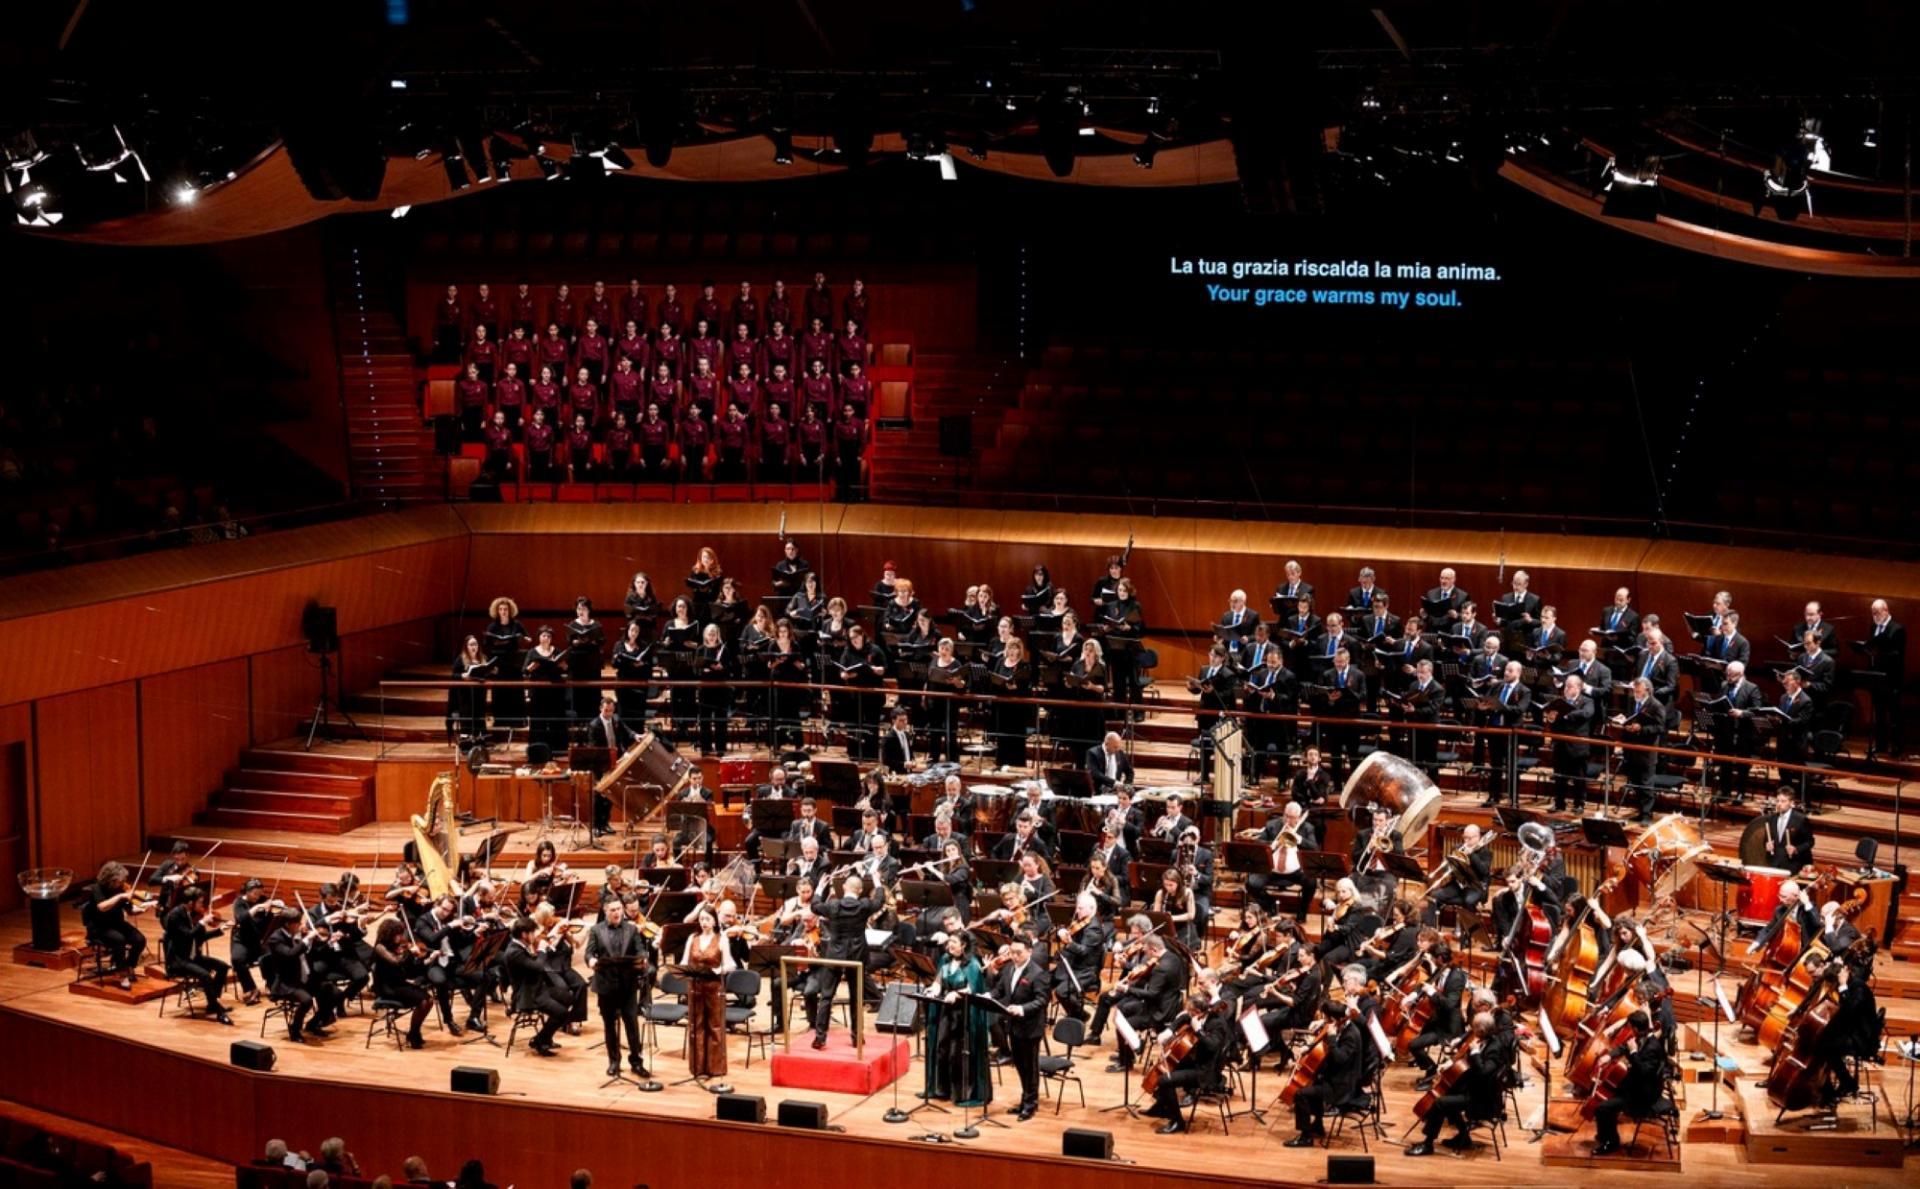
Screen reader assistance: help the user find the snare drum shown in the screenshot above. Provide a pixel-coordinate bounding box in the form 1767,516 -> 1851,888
1735,866 -> 1791,928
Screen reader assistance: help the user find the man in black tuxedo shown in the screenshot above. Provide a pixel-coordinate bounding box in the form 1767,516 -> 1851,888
1145,994 -> 1232,1134
1598,587 -> 1640,645
1746,878 -> 1818,960
1614,676 -> 1667,823
786,796 -> 834,851
994,811 -> 1055,863
1796,630 -> 1837,704
1085,731 -> 1135,793
996,936 -> 1052,1120
1422,825 -> 1493,927
505,918 -> 573,1056
879,707 -> 917,774
1792,601 -> 1838,657
1632,632 -> 1680,706
1761,786 -> 1816,872
921,811 -> 971,858
808,875 -> 881,1048
1710,660 -> 1765,800
1094,934 -> 1184,1072
1480,660 -> 1532,807
1317,648 -> 1367,773
1245,801 -> 1317,912
1862,599 -> 1906,758
1705,612 -> 1751,667
584,698 -> 639,835
1544,673 -> 1596,812
1774,669 -> 1817,765
1423,567 -> 1470,627
1290,745 -> 1336,805
1391,658 -> 1447,771
584,898 -> 650,1077
1346,566 -> 1385,612
1590,1012 -> 1668,1156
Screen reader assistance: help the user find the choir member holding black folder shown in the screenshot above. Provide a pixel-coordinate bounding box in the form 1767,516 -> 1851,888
450,635 -> 495,740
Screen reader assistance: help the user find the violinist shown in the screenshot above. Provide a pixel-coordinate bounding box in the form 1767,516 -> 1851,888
1359,898 -> 1420,983
996,935 -> 1052,1121
384,862 -> 431,914
1284,996 -> 1367,1148
161,885 -> 235,1024
1589,1010 -> 1667,1156
1092,931 -> 1183,1074
1313,880 -> 1379,968
1051,892 -> 1112,1021
1406,1011 -> 1504,1156
1146,994 -> 1232,1134
229,877 -> 274,1004
150,840 -> 199,912
807,874 -> 882,1050
87,861 -> 152,986
263,907 -> 337,1042
1351,804 -> 1404,900
923,930 -> 992,1107
504,918 -> 572,1057
978,882 -> 1038,942
370,916 -> 432,1049
1422,823 -> 1493,927
1256,942 -> 1325,1040
1406,941 -> 1468,1087
521,840 -> 574,914
530,903 -> 591,1032
597,865 -> 635,922
305,885 -> 370,1004
415,896 -> 485,1035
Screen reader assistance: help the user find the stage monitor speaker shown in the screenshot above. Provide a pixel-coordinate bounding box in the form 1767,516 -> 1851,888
874,981 -> 919,1033
451,1066 -> 499,1095
716,1093 -> 766,1124
937,415 -> 972,458
433,414 -> 460,455
1062,1128 -> 1113,1160
1327,1154 -> 1374,1183
776,1100 -> 829,1130
230,1040 -> 275,1071
302,604 -> 339,654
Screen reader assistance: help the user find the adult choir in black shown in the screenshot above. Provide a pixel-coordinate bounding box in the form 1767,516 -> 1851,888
82,549 -> 1903,1157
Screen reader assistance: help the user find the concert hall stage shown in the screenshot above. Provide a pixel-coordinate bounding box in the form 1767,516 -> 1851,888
3,911 -> 1914,1189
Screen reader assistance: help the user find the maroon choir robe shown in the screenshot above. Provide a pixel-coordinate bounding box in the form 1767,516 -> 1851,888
456,377 -> 490,410
800,330 -> 835,370
843,290 -> 869,332
575,332 -> 612,374
584,292 -> 615,331
529,380 -> 562,415
687,334 -> 724,374
537,333 -> 572,375
464,338 -> 497,376
693,294 -> 723,331
726,376 -> 761,416
616,334 -> 650,370
839,374 -> 873,413
622,289 -> 650,332
805,285 -> 834,327
834,332 -> 870,374
657,298 -> 687,336
568,381 -> 601,422
762,377 -> 795,414
510,288 -> 539,328
764,294 -> 794,334
502,336 -> 535,375
760,333 -> 796,376
727,335 -> 760,379
647,378 -> 681,416
730,297 -> 759,334
651,336 -> 684,377
609,369 -> 644,411
494,376 -> 527,412
801,373 -> 837,415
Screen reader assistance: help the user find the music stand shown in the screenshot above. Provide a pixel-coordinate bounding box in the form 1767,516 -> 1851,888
1378,851 -> 1426,885
892,986 -> 954,1129
1577,816 -> 1631,851
1101,1009 -> 1149,1118
748,941 -> 803,1031
955,992 -> 1013,1137
1230,1002 -> 1273,1126
1045,768 -> 1096,799
757,874 -> 800,902
1296,851 -> 1351,935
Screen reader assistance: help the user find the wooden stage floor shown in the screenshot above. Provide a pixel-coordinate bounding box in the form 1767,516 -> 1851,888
3,912 -> 1915,1188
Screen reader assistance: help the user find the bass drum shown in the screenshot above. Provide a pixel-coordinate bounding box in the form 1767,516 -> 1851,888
1338,751 -> 1443,846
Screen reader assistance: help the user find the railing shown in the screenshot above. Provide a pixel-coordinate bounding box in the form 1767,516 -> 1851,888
376,675 -> 1906,871
0,498 -> 378,577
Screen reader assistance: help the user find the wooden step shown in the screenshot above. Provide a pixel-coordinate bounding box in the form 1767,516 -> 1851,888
226,767 -> 373,795
194,806 -> 360,834
239,748 -> 376,777
214,788 -> 370,818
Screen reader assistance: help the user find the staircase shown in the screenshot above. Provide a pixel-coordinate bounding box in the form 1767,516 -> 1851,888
192,747 -> 376,834
868,350 -> 1026,503
329,243 -> 440,504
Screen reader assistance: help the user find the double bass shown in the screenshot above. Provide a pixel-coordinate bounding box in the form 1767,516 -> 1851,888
1565,984 -> 1671,1094
1764,937 -> 1873,1111
1542,869 -> 1625,1032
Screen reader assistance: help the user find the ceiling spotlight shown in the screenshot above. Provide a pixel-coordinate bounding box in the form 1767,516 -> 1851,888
390,204 -> 412,219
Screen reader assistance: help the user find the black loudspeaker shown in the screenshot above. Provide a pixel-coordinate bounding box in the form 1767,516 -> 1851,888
229,1040 -> 275,1071
1327,1154 -> 1374,1184
937,414 -> 972,458
776,1100 -> 829,1130
716,1093 -> 766,1124
1062,1128 -> 1113,1160
301,604 -> 339,654
451,1066 -> 500,1095
874,981 -> 919,1033
433,414 -> 460,455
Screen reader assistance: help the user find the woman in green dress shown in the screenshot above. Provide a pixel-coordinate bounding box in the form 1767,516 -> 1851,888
921,931 -> 993,1106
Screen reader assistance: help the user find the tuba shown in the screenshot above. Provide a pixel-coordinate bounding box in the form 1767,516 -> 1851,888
411,772 -> 459,898
1517,821 -> 1555,877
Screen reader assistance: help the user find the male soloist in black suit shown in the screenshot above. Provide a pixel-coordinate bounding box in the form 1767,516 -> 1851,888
585,900 -> 651,1077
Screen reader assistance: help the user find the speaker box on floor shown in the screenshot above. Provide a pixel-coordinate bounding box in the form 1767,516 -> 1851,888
716,1093 -> 766,1124
451,1066 -> 499,1095
229,1040 -> 275,1071
1062,1128 -> 1113,1160
1328,1154 -> 1374,1183
776,1100 -> 829,1130
874,981 -> 919,1033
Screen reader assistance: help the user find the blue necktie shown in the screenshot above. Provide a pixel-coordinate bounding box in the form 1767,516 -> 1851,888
1337,670 -> 1346,688
1503,683 -> 1514,704
1642,658 -> 1654,679
1611,610 -> 1620,629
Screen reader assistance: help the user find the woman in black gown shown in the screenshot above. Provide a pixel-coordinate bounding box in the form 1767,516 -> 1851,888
449,635 -> 492,741
483,597 -> 529,727
564,597 -> 606,723
523,627 -> 569,755
609,618 -> 653,727
767,618 -> 809,750
990,638 -> 1034,770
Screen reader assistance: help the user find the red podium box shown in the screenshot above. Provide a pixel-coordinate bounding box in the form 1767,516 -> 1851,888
769,1033 -> 910,1095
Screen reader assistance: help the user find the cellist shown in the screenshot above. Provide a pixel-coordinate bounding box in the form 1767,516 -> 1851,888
1406,941 -> 1468,1089
1589,1010 -> 1668,1156
1407,1011 -> 1504,1156
1145,993 -> 1232,1134
1284,995 -> 1367,1148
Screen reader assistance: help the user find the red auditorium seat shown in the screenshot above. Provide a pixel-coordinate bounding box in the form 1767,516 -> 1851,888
557,483 -> 593,502
596,483 -> 635,502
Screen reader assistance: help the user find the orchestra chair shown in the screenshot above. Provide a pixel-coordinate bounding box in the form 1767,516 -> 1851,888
1039,1016 -> 1088,1113
644,969 -> 691,1057
156,976 -> 203,1021
1623,1065 -> 1682,1158
1134,648 -> 1160,701
1180,1042 -> 1238,1136
1458,1103 -> 1507,1162
74,898 -> 116,986
259,995 -> 298,1040
502,1003 -> 547,1058
1802,702 -> 1854,811
365,997 -> 414,1050
1324,1066 -> 1385,1152
724,968 -> 763,1061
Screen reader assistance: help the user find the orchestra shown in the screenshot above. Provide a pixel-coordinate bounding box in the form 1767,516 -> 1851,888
63,548 -> 1906,1172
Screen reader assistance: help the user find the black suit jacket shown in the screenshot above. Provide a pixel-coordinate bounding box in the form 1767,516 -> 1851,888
1631,650 -> 1679,704
1290,766 -> 1335,804
506,941 -> 566,1012
1598,604 -> 1640,639
585,713 -> 639,751
585,920 -> 646,996
1754,898 -> 1819,953
1763,808 -> 1815,871
997,959 -> 1051,1039
1861,620 -> 1907,690
787,817 -> 834,849
880,726 -> 917,774
1796,650 -> 1836,701
1084,743 -> 1134,792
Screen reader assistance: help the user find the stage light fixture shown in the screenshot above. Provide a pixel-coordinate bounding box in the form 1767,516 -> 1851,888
390,204 -> 412,219
173,183 -> 198,204
934,152 -> 958,181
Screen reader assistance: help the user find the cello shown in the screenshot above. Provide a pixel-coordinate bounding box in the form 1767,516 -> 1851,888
1412,1043 -> 1473,1119
1764,992 -> 1840,1112
1280,1014 -> 1337,1106
1142,1002 -> 1214,1095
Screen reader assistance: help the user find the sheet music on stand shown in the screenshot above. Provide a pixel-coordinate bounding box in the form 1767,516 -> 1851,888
1238,1003 -> 1271,1054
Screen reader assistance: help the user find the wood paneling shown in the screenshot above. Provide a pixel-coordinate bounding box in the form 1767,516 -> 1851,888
248,645 -> 322,746
33,684 -> 140,876
137,661 -> 251,840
